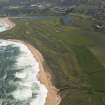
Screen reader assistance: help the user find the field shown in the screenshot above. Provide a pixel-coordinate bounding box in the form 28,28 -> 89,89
0,16 -> 105,105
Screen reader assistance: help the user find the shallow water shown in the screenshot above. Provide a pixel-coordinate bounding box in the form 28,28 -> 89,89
0,40 -> 48,105
0,27 -> 7,32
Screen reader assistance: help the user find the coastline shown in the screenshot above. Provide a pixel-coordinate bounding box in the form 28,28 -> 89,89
0,17 -> 15,31
0,17 -> 61,105
8,39 -> 61,105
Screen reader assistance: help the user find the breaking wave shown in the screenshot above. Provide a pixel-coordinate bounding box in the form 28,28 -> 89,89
0,40 -> 48,105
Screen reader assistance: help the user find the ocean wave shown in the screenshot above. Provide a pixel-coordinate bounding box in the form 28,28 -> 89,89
0,40 -> 48,105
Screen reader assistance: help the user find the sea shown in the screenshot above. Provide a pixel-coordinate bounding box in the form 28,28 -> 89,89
0,25 -> 48,105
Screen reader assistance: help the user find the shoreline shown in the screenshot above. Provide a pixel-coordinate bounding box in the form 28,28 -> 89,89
0,17 -> 61,105
8,39 -> 61,105
0,17 -> 15,31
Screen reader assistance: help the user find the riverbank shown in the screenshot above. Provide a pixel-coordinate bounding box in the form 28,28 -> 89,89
8,39 -> 61,105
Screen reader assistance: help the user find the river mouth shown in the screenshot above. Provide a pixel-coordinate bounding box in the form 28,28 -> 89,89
0,39 -> 48,105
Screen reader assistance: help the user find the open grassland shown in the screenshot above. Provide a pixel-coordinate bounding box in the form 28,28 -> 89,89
0,17 -> 105,105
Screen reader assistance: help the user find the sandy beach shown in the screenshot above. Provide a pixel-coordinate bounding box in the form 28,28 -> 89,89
26,43 -> 61,105
8,39 -> 61,105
